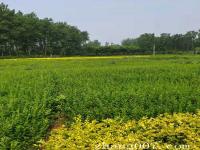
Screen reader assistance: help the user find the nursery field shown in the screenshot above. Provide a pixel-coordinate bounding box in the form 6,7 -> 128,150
0,55 -> 200,149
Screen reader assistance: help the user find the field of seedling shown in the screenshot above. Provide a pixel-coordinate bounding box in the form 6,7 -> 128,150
0,55 -> 200,149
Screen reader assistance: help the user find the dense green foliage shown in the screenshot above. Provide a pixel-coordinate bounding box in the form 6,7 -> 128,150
122,31 -> 200,54
0,55 -> 200,149
1,3 -> 200,56
0,3 -> 88,56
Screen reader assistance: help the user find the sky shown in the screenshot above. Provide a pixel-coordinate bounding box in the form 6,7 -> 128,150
1,0 -> 200,44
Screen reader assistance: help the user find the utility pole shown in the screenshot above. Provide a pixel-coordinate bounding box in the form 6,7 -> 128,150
153,34 -> 156,55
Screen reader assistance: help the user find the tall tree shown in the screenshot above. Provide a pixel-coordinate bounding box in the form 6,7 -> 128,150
137,33 -> 155,51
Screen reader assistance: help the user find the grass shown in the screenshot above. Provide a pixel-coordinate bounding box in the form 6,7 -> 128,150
0,55 -> 200,149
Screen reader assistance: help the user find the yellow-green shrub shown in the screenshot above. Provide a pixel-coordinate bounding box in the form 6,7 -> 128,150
39,111 -> 200,150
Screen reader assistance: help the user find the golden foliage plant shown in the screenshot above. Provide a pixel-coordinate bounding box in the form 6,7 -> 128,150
38,111 -> 200,150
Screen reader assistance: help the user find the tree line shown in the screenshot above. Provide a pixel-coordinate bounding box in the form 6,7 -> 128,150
0,3 -> 89,56
1,2 -> 200,57
121,32 -> 200,54
81,31 -> 200,55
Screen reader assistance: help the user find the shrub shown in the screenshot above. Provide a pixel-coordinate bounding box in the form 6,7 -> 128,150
38,110 -> 200,150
